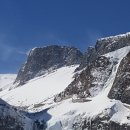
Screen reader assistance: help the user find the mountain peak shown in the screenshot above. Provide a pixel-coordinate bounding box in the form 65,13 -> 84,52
98,32 -> 130,42
95,32 -> 130,55
14,45 -> 83,86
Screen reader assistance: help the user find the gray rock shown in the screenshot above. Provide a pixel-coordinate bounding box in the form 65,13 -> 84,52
14,45 -> 83,86
76,46 -> 98,71
70,112 -> 130,130
0,99 -> 35,130
95,32 -> 130,55
77,32 -> 130,71
108,51 -> 130,104
54,56 -> 113,102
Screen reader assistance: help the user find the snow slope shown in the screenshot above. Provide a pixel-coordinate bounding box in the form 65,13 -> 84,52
0,65 -> 78,107
0,74 -> 16,90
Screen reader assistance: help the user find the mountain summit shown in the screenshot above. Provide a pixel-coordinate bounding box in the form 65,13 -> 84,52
14,45 -> 83,86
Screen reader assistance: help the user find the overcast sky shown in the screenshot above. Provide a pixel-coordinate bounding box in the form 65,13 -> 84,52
0,0 -> 130,73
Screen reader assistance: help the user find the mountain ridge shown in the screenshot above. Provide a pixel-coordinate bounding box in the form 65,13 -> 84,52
14,45 -> 83,86
1,32 -> 130,129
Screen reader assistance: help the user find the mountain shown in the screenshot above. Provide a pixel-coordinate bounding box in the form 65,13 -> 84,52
53,46 -> 130,130
95,32 -> 130,55
1,33 -> 130,130
77,32 -> 130,70
14,45 -> 83,86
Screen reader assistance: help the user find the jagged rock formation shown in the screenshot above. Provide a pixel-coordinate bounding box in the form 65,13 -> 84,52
76,46 -> 97,71
95,32 -> 130,55
71,114 -> 130,130
108,51 -> 130,104
55,56 -> 114,101
77,32 -> 130,70
0,98 -> 34,130
58,32 -> 130,101
14,45 -> 83,86
0,98 -> 47,130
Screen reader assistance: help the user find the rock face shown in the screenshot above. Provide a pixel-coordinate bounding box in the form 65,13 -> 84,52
0,98 -> 47,130
95,32 -> 130,55
76,46 -> 97,71
0,99 -> 34,130
65,32 -> 130,101
108,51 -> 130,104
14,45 -> 83,85
71,114 -> 130,130
55,56 -> 113,101
77,32 -> 130,71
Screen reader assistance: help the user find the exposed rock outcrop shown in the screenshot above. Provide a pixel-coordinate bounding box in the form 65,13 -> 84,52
108,51 -> 130,104
76,46 -> 98,71
73,117 -> 130,130
14,45 -> 83,86
95,32 -> 130,55
0,99 -> 34,130
77,32 -> 130,71
54,56 -> 114,101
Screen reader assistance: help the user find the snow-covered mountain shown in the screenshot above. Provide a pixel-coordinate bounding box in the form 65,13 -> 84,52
1,32 -> 130,130
14,45 -> 83,86
52,46 -> 130,130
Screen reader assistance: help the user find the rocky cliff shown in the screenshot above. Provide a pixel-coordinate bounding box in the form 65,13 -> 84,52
14,45 -> 83,86
55,32 -> 130,102
77,32 -> 130,70
108,51 -> 130,104
0,98 -> 34,130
